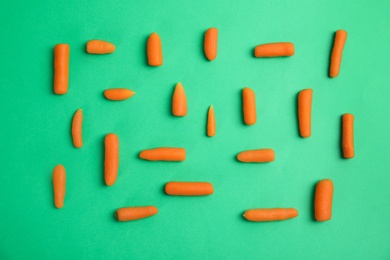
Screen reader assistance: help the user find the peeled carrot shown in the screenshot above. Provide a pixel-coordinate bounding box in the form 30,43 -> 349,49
165,182 -> 214,196
116,206 -> 158,222
244,208 -> 298,222
86,40 -> 116,54
139,148 -> 186,161
71,109 -> 83,148
207,105 -> 216,137
104,88 -> 135,101
105,133 -> 118,186
254,42 -> 294,57
54,44 -> 70,95
147,32 -> 163,66
53,164 -> 66,209
298,89 -> 313,138
315,179 -> 334,221
204,28 -> 218,61
172,82 -> 187,116
342,113 -> 354,159
237,149 -> 275,163
330,30 -> 348,78
242,87 -> 256,125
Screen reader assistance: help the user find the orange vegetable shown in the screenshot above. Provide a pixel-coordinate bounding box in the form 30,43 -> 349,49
172,82 -> 187,116
139,148 -> 186,161
298,89 -> 313,138
104,88 -> 135,101
86,40 -> 116,54
330,30 -> 348,78
204,28 -> 218,61
342,113 -> 354,159
71,109 -> 83,148
54,44 -> 70,95
53,164 -> 66,209
237,149 -> 275,163
315,179 -> 334,221
207,105 -> 216,137
254,42 -> 294,57
105,134 -> 118,186
242,87 -> 256,125
165,182 -> 214,196
147,32 -> 163,66
116,206 -> 158,222
243,208 -> 298,222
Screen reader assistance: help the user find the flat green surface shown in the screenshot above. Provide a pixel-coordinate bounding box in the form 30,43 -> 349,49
1,0 -> 389,259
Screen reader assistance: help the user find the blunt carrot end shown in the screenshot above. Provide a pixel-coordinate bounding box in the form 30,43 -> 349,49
329,30 -> 348,78
104,133 -> 119,186
104,88 -> 135,101
53,164 -> 66,209
71,109 -> 83,148
54,44 -> 70,95
254,42 -> 294,58
116,206 -> 158,221
86,40 -> 116,54
298,89 -> 313,138
315,179 -> 334,222
204,28 -> 218,61
242,87 -> 256,125
342,113 -> 354,159
237,149 -> 275,163
207,105 -> 216,137
172,82 -> 188,116
147,32 -> 163,66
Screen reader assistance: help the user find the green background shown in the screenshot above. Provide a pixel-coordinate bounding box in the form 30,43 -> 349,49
1,0 -> 389,259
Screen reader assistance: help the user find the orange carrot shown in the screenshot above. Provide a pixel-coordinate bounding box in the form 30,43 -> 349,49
139,148 -> 186,161
165,182 -> 214,196
71,109 -> 83,148
54,44 -> 70,95
315,179 -> 334,221
105,133 -> 118,186
207,105 -> 216,137
172,82 -> 187,116
242,87 -> 256,125
342,113 -> 354,159
116,206 -> 158,222
53,164 -> 66,209
104,88 -> 135,101
330,30 -> 347,78
86,40 -> 116,54
254,42 -> 294,57
204,28 -> 218,61
237,149 -> 275,163
243,208 -> 298,222
298,89 -> 313,138
147,32 -> 163,66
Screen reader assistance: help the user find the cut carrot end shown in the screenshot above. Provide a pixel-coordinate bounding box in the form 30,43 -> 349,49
147,33 -> 163,66
172,82 -> 188,116
86,40 -> 116,54
242,87 -> 256,125
54,44 -> 70,95
254,42 -> 294,58
165,182 -> 214,196
237,149 -> 275,163
53,164 -> 66,209
298,89 -> 313,138
315,179 -> 334,221
104,134 -> 119,186
342,113 -> 354,159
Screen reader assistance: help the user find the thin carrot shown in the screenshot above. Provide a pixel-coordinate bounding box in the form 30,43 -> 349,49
242,87 -> 256,125
105,133 -> 118,186
172,82 -> 187,116
165,182 -> 214,196
298,89 -> 313,138
116,206 -> 158,222
204,28 -> 218,61
53,164 -> 66,209
207,105 -> 216,137
86,40 -> 116,54
54,44 -> 70,95
315,179 -> 334,222
237,149 -> 275,163
147,32 -> 163,66
342,113 -> 354,158
104,88 -> 135,101
71,109 -> 83,148
139,148 -> 186,161
243,208 -> 298,222
254,42 -> 294,57
329,30 -> 348,78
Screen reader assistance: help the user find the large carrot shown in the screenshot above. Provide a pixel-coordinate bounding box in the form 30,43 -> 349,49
105,134 -> 118,186
54,44 -> 70,95
147,32 -> 163,66
207,105 -> 216,137
342,113 -> 354,158
86,40 -> 116,54
242,87 -> 256,125
139,148 -> 186,161
104,88 -> 135,101
53,164 -> 66,209
165,182 -> 214,196
298,89 -> 313,138
243,208 -> 298,222
204,28 -> 218,61
254,42 -> 294,57
237,149 -> 275,163
71,109 -> 83,148
116,206 -> 158,222
172,82 -> 187,116
329,30 -> 347,78
315,179 -> 334,221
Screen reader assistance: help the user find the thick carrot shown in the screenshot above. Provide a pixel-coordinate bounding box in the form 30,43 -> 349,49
165,182 -> 214,196
54,44 -> 70,95
105,134 -> 118,186
330,30 -> 348,78
147,32 -> 163,66
139,148 -> 186,161
71,109 -> 83,148
86,40 -> 116,54
342,113 -> 354,158
116,206 -> 158,222
298,89 -> 313,138
204,28 -> 218,61
243,208 -> 298,222
315,179 -> 334,221
172,82 -> 187,116
53,164 -> 66,209
242,87 -> 256,125
237,149 -> 275,163
254,42 -> 294,57
104,88 -> 135,101
207,105 -> 216,137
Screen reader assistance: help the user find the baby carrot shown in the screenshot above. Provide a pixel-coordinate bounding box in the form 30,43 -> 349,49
204,28 -> 218,61
315,179 -> 334,221
71,109 -> 83,148
147,32 -> 163,66
237,149 -> 275,163
86,40 -> 116,54
254,42 -> 294,58
298,89 -> 313,138
165,182 -> 214,196
342,113 -> 354,158
330,30 -> 348,78
242,87 -> 256,125
104,88 -> 135,101
139,148 -> 186,161
243,208 -> 298,222
105,133 -> 118,186
172,82 -> 187,116
54,44 -> 70,95
53,164 -> 66,209
207,106 -> 216,137
116,206 -> 158,222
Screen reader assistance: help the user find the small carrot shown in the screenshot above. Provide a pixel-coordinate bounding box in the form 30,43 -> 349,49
54,44 -> 70,95
329,30 -> 348,78
139,148 -> 186,161
104,88 -> 135,101
237,149 -> 275,163
147,32 -> 163,66
342,113 -> 354,159
243,208 -> 298,222
172,82 -> 187,116
165,182 -> 214,196
315,179 -> 334,221
298,89 -> 313,138
71,109 -> 83,148
116,206 -> 158,222
204,28 -> 218,61
53,164 -> 66,209
254,42 -> 294,58
242,87 -> 256,125
86,40 -> 116,54
207,105 -> 216,137
105,133 -> 118,186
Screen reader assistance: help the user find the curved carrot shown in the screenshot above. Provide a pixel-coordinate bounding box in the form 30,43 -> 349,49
53,164 -> 66,209
139,148 -> 186,161
237,149 -> 275,163
172,82 -> 187,116
242,87 -> 256,125
71,109 -> 83,148
147,32 -> 163,66
116,206 -> 158,222
342,113 -> 354,158
104,88 -> 135,101
298,89 -> 313,138
254,42 -> 294,57
165,182 -> 214,196
330,30 -> 347,78
243,208 -> 298,222
86,40 -> 116,54
204,28 -> 218,61
207,105 -> 216,137
54,44 -> 70,95
105,133 -> 118,186
315,179 -> 334,221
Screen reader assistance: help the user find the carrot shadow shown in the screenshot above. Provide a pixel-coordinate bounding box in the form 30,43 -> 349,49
101,135 -> 107,187
310,182 -> 317,222
339,115 -> 344,158
143,35 -> 149,66
327,32 -> 336,78
238,89 -> 244,125
295,92 -> 301,137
